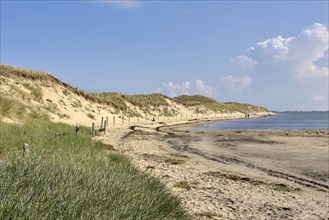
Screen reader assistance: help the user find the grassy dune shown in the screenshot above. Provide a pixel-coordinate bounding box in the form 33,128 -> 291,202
174,95 -> 269,113
0,97 -> 189,219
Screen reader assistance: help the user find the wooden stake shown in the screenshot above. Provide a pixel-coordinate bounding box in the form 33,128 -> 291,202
92,122 -> 95,137
23,143 -> 29,157
101,117 -> 104,129
75,125 -> 79,135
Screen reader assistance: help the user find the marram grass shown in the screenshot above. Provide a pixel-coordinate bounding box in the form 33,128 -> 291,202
0,116 -> 190,219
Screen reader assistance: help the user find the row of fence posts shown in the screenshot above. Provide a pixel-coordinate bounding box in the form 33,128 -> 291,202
90,112 -> 251,137
20,112 -> 255,156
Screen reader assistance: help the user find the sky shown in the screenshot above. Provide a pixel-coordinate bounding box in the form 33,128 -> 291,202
1,0 -> 328,111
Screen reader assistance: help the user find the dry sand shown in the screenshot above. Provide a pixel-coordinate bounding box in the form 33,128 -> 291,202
98,119 -> 329,220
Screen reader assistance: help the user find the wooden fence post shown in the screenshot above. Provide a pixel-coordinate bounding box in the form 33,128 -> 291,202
75,125 -> 79,135
104,120 -> 107,134
101,117 -> 104,129
106,116 -> 109,127
23,143 -> 29,157
122,116 -> 124,125
91,122 -> 95,137
113,116 -> 115,127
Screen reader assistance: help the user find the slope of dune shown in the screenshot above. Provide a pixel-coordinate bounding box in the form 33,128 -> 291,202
0,64 -> 270,126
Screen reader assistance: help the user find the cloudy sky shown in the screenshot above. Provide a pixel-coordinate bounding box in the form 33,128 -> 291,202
1,1 -> 328,111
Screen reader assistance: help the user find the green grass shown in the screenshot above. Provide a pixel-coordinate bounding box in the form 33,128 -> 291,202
0,94 -> 27,119
92,92 -> 128,112
126,93 -> 169,108
9,84 -> 30,100
22,82 -> 43,102
174,95 -> 223,112
0,111 -> 189,219
223,102 -> 269,113
93,93 -> 170,113
174,181 -> 191,190
174,95 -> 269,113
0,65 -> 112,106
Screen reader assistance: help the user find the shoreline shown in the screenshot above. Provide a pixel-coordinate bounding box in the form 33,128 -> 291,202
99,115 -> 329,219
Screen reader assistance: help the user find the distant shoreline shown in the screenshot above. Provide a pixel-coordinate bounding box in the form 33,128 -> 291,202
162,111 -> 328,132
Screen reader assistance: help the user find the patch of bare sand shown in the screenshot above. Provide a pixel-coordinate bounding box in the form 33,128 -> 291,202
99,126 -> 328,220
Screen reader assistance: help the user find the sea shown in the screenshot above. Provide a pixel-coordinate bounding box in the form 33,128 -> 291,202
192,111 -> 329,131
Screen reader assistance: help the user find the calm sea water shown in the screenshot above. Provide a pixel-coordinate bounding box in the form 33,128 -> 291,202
193,112 -> 329,130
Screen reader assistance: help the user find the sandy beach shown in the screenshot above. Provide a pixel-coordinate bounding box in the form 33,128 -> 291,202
98,119 -> 329,219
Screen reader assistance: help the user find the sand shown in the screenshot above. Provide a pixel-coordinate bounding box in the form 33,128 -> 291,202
98,119 -> 329,220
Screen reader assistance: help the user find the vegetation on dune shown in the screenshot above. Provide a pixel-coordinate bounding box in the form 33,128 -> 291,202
174,95 -> 269,113
0,65 -> 111,106
93,92 -> 129,112
22,82 -> 44,102
0,94 -> 27,119
1,65 -> 270,116
223,102 -> 269,113
174,181 -> 191,190
0,98 -> 189,219
174,95 -> 223,112
93,93 -> 170,113
86,112 -> 96,119
126,93 -> 169,108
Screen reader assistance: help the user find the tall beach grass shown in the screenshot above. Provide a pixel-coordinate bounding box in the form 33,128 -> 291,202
0,111 -> 189,219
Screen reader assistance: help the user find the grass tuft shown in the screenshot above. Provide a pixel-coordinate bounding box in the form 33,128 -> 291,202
23,82 -> 43,102
174,181 -> 191,190
165,158 -> 186,165
0,94 -> 27,119
87,113 -> 95,119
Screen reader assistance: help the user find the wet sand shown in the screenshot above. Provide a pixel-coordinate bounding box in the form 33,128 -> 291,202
99,121 -> 329,219
166,127 -> 329,190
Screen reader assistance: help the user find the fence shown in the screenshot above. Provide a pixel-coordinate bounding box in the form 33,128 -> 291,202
89,112 -> 255,137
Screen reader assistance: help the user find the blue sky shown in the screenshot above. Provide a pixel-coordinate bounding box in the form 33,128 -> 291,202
1,0 -> 328,111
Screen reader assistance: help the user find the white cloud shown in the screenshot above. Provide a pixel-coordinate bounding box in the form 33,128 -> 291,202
223,75 -> 253,93
246,23 -> 329,79
230,55 -> 257,73
95,0 -> 142,9
229,23 -> 329,110
195,79 -> 214,96
313,95 -> 327,102
160,81 -> 190,97
159,80 -> 215,97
